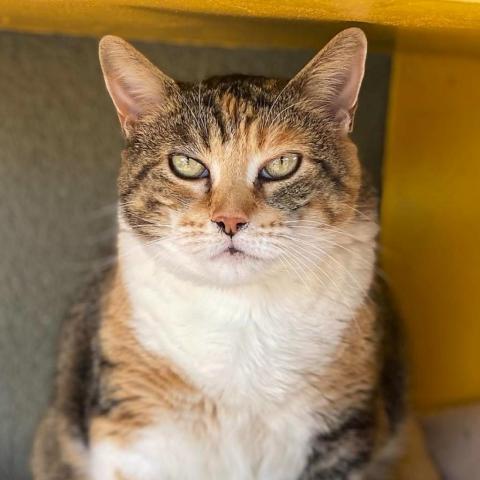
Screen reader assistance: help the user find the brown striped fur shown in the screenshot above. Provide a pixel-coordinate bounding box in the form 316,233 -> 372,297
89,268 -> 217,445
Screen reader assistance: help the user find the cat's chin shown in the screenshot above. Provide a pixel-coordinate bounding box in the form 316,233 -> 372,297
167,248 -> 274,286
200,251 -> 269,285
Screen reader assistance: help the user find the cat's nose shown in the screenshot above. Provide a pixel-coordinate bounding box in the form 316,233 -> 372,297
211,213 -> 248,237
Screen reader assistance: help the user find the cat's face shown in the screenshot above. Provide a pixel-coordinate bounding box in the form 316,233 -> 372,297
100,29 -> 369,285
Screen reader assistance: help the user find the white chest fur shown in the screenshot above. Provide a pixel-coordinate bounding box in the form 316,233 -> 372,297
117,226 -> 374,404
91,402 -> 315,480
90,222 -> 376,479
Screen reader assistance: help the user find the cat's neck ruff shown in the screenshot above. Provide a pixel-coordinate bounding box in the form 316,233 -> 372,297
117,221 -> 377,407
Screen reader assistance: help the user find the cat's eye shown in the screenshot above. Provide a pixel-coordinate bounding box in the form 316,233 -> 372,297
169,154 -> 209,180
260,153 -> 301,180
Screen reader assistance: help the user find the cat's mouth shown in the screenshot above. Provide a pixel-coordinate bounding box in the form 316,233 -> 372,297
211,245 -> 257,261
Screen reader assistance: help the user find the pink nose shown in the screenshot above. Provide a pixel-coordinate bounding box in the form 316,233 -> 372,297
211,213 -> 249,236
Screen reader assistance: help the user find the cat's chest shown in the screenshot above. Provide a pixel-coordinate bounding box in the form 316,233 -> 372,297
90,404 -> 316,480
129,276 -> 349,403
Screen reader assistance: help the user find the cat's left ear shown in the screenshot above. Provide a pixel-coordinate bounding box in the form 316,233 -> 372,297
288,28 -> 367,133
99,35 -> 178,137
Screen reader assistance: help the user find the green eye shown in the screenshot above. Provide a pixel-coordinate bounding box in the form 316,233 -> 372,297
261,153 -> 301,180
169,154 -> 208,179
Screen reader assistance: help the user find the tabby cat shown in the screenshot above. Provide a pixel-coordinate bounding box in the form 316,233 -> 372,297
32,28 -> 439,480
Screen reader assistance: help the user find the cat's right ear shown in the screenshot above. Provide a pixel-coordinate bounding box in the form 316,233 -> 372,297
99,36 -> 177,137
286,28 -> 367,133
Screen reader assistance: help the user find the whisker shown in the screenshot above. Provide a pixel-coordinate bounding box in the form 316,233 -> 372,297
270,244 -> 311,291
280,241 -> 341,294
282,221 -> 368,242
271,232 -> 370,304
342,204 -> 372,220
280,246 -> 363,332
275,232 -> 373,268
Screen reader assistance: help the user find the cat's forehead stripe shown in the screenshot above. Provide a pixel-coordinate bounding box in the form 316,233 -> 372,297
117,73 -> 362,237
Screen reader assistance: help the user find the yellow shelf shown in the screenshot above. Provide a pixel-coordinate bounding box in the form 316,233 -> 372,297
382,34 -> 480,410
0,1 -> 480,48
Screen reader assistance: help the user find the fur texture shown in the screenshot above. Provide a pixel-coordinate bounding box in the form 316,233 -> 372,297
32,29 -> 438,480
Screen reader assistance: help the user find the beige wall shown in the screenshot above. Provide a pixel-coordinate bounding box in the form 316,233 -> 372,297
0,31 -> 390,479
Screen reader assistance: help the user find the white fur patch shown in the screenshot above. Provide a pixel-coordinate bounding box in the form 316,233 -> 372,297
91,405 -> 314,480
90,212 -> 378,479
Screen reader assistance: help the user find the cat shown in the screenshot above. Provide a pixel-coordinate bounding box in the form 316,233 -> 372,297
31,28 -> 439,480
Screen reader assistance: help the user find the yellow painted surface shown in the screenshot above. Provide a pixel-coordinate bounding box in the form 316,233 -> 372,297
382,37 -> 480,410
0,0 -> 478,47
0,1 -> 388,48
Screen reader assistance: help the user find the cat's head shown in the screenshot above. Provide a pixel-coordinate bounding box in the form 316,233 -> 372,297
99,28 -> 372,286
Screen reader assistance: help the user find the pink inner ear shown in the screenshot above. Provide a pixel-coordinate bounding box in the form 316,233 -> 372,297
108,76 -> 143,129
337,68 -> 363,112
331,67 -> 364,131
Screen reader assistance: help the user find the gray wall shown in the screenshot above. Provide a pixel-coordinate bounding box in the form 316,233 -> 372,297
0,31 -> 390,480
